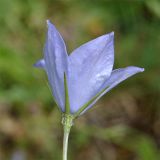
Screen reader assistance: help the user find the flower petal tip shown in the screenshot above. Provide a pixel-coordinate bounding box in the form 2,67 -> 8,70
46,20 -> 55,29
33,62 -> 39,67
104,31 -> 114,38
134,67 -> 145,72
126,66 -> 145,74
33,59 -> 45,68
110,32 -> 114,41
110,31 -> 114,36
46,20 -> 58,35
104,31 -> 114,41
140,68 -> 145,72
46,19 -> 51,26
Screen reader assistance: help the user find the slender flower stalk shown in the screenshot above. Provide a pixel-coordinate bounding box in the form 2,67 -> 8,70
34,20 -> 144,160
63,130 -> 69,160
62,114 -> 73,160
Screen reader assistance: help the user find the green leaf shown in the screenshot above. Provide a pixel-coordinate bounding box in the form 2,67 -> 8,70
64,73 -> 70,114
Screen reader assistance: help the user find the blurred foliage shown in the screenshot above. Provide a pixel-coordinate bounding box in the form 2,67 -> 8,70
0,0 -> 160,160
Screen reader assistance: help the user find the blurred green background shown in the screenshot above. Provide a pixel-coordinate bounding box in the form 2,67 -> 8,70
0,0 -> 160,159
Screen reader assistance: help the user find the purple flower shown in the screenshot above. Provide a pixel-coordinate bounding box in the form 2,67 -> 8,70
34,20 -> 144,116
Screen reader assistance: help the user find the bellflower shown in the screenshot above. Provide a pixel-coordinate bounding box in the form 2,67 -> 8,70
34,20 -> 144,117
34,20 -> 144,160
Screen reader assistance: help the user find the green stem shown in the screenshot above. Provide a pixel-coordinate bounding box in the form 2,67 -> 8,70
63,126 -> 70,160
62,114 -> 74,160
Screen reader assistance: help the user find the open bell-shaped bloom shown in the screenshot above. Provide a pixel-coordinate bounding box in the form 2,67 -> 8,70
34,20 -> 144,117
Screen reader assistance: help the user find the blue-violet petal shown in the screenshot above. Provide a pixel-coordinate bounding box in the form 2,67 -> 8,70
44,20 -> 68,112
68,32 -> 114,113
81,66 -> 144,114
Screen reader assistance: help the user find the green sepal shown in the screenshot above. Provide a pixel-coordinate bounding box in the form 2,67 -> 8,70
61,113 -> 74,133
64,73 -> 70,114
73,86 -> 109,118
